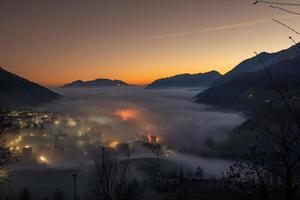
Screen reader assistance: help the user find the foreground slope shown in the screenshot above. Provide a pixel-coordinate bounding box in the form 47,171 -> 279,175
0,67 -> 61,107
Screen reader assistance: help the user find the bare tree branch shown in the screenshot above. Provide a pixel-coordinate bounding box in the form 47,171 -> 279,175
272,18 -> 300,35
86,148 -> 144,200
253,1 -> 300,6
289,36 -> 299,46
270,5 -> 300,15
254,51 -> 300,125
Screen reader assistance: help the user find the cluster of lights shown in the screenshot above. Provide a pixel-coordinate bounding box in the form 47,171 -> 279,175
9,146 -> 20,151
6,110 -> 175,167
8,136 -> 22,151
67,118 -> 77,127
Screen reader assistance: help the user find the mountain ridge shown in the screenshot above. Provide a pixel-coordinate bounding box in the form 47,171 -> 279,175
146,70 -> 222,89
62,78 -> 129,88
195,51 -> 300,110
0,67 -> 62,107
210,43 -> 300,88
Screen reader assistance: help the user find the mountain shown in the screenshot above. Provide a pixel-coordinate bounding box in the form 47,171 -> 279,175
146,70 -> 222,89
211,43 -> 300,87
0,67 -> 61,107
195,52 -> 300,110
62,79 -> 129,88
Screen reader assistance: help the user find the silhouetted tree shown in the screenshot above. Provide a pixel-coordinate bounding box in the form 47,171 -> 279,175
19,188 -> 32,200
223,9 -> 300,194
257,105 -> 300,200
195,166 -> 204,178
52,188 -> 66,200
224,147 -> 271,200
0,107 -> 18,198
86,148 -> 144,200
224,61 -> 300,200
253,1 -> 300,36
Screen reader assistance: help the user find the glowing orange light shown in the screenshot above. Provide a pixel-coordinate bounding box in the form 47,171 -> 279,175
109,141 -> 119,149
156,136 -> 161,143
147,135 -> 160,144
113,109 -> 138,121
40,156 -> 49,164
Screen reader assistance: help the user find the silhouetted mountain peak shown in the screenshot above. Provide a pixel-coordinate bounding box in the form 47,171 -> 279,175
210,43 -> 300,87
72,80 -> 84,83
195,45 -> 300,110
62,78 -> 129,88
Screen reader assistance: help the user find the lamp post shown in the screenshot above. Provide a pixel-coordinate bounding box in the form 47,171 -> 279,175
72,173 -> 77,200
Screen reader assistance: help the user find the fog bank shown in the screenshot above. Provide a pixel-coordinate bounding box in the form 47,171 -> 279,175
41,86 -> 244,153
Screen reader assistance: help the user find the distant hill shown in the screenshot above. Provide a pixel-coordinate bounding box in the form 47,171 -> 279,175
0,67 -> 61,107
62,78 -> 129,88
146,70 -> 221,89
195,51 -> 300,110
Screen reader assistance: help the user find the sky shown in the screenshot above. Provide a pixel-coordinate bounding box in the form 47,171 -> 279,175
1,0 -> 300,87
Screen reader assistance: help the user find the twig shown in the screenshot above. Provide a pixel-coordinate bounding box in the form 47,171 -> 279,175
289,36 -> 298,45
289,36 -> 300,51
270,5 -> 300,15
253,1 -> 300,6
272,18 -> 300,35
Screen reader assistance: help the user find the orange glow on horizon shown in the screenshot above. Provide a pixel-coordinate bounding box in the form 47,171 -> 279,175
2,1 -> 299,88
10,65 -> 229,88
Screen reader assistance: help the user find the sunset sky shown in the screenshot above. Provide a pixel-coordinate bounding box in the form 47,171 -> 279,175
1,0 -> 300,87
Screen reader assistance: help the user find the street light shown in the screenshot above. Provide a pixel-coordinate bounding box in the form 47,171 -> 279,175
72,173 -> 77,200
